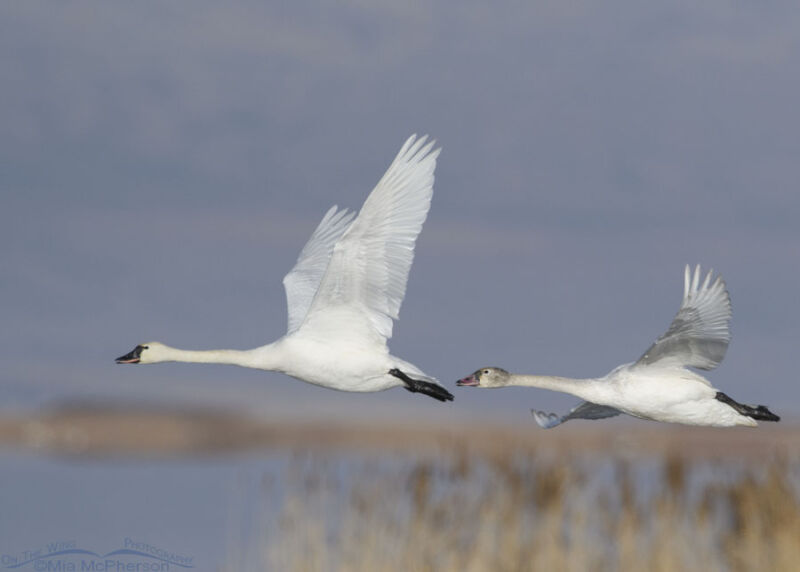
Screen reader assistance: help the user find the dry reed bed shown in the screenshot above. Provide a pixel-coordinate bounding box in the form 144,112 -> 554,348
0,402 -> 797,461
263,443 -> 800,571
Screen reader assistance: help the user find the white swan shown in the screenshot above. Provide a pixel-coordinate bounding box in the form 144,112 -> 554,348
457,265 -> 779,426
116,135 -> 453,402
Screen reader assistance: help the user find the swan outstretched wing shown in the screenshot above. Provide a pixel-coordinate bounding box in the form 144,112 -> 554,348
636,265 -> 731,370
532,401 -> 622,429
282,206 -> 356,334
299,135 -> 440,343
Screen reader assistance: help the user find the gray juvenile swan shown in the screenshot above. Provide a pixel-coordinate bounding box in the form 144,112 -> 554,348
116,135 -> 453,402
457,265 -> 778,427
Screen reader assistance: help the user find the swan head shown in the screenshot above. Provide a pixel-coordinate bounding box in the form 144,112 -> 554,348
456,367 -> 510,388
115,342 -> 169,365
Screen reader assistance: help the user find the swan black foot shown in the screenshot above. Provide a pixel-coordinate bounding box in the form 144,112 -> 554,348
389,368 -> 454,402
715,392 -> 780,422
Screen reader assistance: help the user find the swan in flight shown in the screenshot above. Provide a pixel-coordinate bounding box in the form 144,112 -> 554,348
116,135 -> 453,402
457,265 -> 778,426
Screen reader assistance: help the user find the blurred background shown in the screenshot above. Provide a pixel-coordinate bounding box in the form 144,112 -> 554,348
2,1 -> 799,570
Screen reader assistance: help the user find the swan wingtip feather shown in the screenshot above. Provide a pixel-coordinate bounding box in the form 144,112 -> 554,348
531,409 -> 560,429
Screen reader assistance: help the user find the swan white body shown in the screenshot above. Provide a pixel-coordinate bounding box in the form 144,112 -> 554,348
116,135 -> 453,402
457,266 -> 779,427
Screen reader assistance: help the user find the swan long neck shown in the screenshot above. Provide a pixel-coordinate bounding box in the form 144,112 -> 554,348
156,343 -> 284,371
507,374 -> 603,401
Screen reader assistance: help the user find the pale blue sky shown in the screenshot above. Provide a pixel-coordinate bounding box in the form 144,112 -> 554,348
2,1 -> 799,423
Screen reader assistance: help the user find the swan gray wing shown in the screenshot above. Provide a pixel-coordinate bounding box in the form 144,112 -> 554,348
299,135 -> 439,343
636,265 -> 731,370
531,401 -> 622,429
282,206 -> 356,334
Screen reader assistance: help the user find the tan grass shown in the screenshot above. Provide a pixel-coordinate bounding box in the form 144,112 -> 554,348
261,448 -> 800,572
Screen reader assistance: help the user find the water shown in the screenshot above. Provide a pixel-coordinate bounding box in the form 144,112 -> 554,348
0,451 -> 288,570
2,423 -> 797,571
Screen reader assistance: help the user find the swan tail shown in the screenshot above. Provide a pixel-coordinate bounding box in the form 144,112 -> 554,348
715,392 -> 780,422
388,368 -> 454,402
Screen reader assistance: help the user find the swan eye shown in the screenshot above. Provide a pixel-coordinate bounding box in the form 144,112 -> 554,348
142,345 -> 149,350
483,369 -> 490,375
